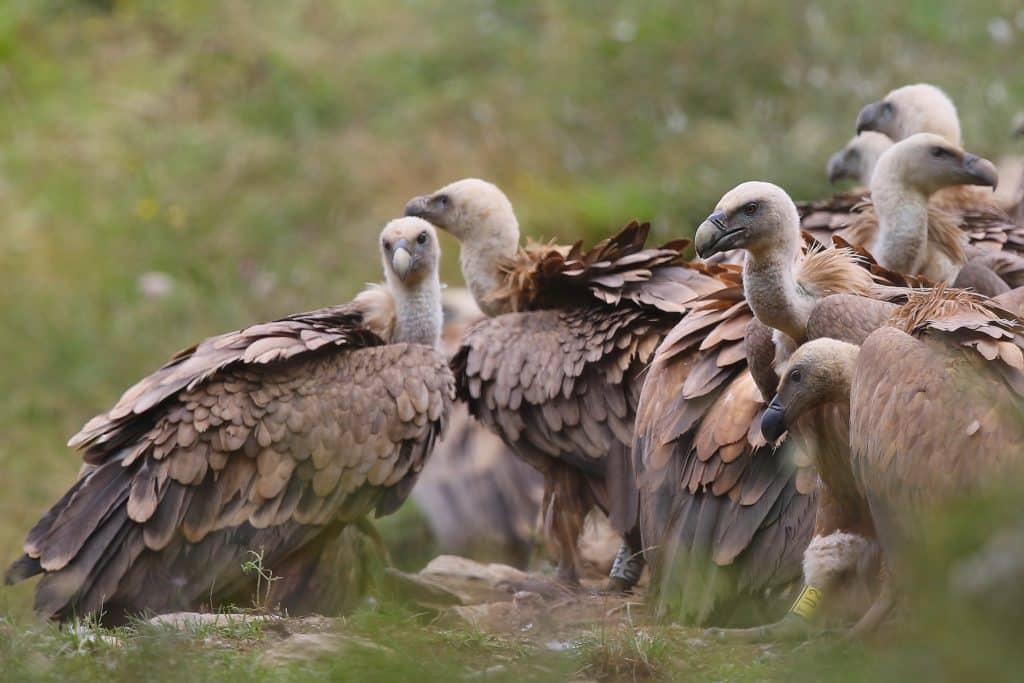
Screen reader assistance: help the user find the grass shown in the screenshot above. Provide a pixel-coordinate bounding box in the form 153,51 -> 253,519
2,0 -> 1024,680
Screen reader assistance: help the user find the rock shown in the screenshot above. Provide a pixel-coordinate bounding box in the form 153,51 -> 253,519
416,555 -> 529,604
261,632 -> 393,667
146,612 -> 274,629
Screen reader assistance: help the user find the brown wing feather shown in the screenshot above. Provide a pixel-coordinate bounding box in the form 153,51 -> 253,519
487,221 -> 699,314
7,307 -> 453,622
852,289 -> 1024,555
634,276 -> 816,624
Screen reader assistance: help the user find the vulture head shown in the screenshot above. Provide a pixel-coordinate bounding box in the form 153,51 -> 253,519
761,338 -> 860,442
694,181 -> 800,260
855,83 -> 961,146
826,132 -> 893,185
872,133 -> 999,197
379,217 -> 441,288
403,178 -> 520,245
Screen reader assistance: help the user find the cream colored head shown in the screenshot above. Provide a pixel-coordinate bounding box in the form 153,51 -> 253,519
693,181 -> 801,260
826,132 -> 893,185
379,217 -> 441,289
760,338 -> 860,442
403,178 -> 520,245
856,83 -> 961,146
870,133 -> 998,197
403,178 -> 520,317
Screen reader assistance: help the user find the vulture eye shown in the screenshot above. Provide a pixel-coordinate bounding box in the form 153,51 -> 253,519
435,194 -> 450,208
742,202 -> 759,216
882,101 -> 894,113
931,146 -> 949,158
417,231 -> 428,244
789,369 -> 802,383
382,240 -> 391,251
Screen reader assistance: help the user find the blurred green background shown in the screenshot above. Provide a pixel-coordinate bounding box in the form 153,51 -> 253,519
1,1 -> 1023,679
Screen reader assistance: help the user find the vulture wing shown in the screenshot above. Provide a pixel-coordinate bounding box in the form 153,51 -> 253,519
797,190 -> 870,245
851,291 -> 1024,553
634,268 -> 817,624
7,302 -> 454,621
452,223 -> 720,556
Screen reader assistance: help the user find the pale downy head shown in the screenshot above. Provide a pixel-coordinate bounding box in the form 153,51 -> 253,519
826,132 -> 893,185
693,181 -> 801,260
379,217 -> 441,289
403,178 -> 521,316
761,338 -> 860,442
403,178 -> 520,246
855,83 -> 962,146
871,133 -> 999,197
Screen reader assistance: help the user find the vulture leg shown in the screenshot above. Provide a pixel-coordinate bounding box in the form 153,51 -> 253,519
354,516 -> 391,567
605,528 -> 645,594
541,464 -> 596,587
844,573 -> 895,640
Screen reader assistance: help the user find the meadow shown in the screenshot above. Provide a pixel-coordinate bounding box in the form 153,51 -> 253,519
2,1 -> 1024,680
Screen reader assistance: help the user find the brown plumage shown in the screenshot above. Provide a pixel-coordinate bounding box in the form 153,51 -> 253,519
410,290 -> 543,567
692,182 -> 921,636
633,263 -> 818,624
405,178 -> 721,588
5,218 -> 454,623
768,287 -> 1024,629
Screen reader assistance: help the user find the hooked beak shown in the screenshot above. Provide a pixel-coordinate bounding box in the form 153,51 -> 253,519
694,209 -> 744,259
855,100 -> 885,135
960,153 -> 999,191
826,150 -> 848,185
760,395 -> 788,442
403,195 -> 430,219
391,239 -> 413,280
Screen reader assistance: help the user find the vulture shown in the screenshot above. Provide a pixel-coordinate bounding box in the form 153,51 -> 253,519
4,218 -> 455,623
839,133 -> 1022,294
802,83 -> 1024,247
855,82 -> 1021,227
632,179 -> 912,624
404,178 -> 722,590
410,290 -> 543,567
826,132 -> 894,187
764,287 -> 1024,631
692,181 -> 908,638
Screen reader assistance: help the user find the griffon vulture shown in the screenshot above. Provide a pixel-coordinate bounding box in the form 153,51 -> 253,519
764,287 -> 1024,631
4,218 -> 455,623
405,178 -> 721,590
693,182 -> 907,638
856,82 -> 1023,230
633,181 -> 905,625
839,133 -> 1023,294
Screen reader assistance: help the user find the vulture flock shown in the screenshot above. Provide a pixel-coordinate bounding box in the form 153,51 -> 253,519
6,83 -> 1024,641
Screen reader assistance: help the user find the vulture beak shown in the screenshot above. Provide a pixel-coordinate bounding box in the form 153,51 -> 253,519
855,100 -> 885,135
694,209 -> 741,259
761,395 -> 788,442
960,153 -> 999,191
403,195 -> 430,219
391,239 -> 413,280
826,151 -> 847,185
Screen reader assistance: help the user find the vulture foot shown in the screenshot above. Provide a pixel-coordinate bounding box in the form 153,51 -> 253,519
604,543 -> 645,594
706,612 -> 821,643
842,579 -> 895,641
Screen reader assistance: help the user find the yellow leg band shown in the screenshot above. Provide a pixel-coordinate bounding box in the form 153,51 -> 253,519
788,584 -> 823,620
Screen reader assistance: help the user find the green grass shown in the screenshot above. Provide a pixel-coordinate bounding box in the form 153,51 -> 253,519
2,0 -> 1024,680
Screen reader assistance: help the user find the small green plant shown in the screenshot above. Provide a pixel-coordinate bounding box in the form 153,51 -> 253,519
573,620 -> 669,681
240,548 -> 282,611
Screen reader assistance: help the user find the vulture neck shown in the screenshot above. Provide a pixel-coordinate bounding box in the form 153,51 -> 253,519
871,169 -> 929,276
458,220 -> 521,317
390,277 -> 443,348
743,242 -> 817,344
